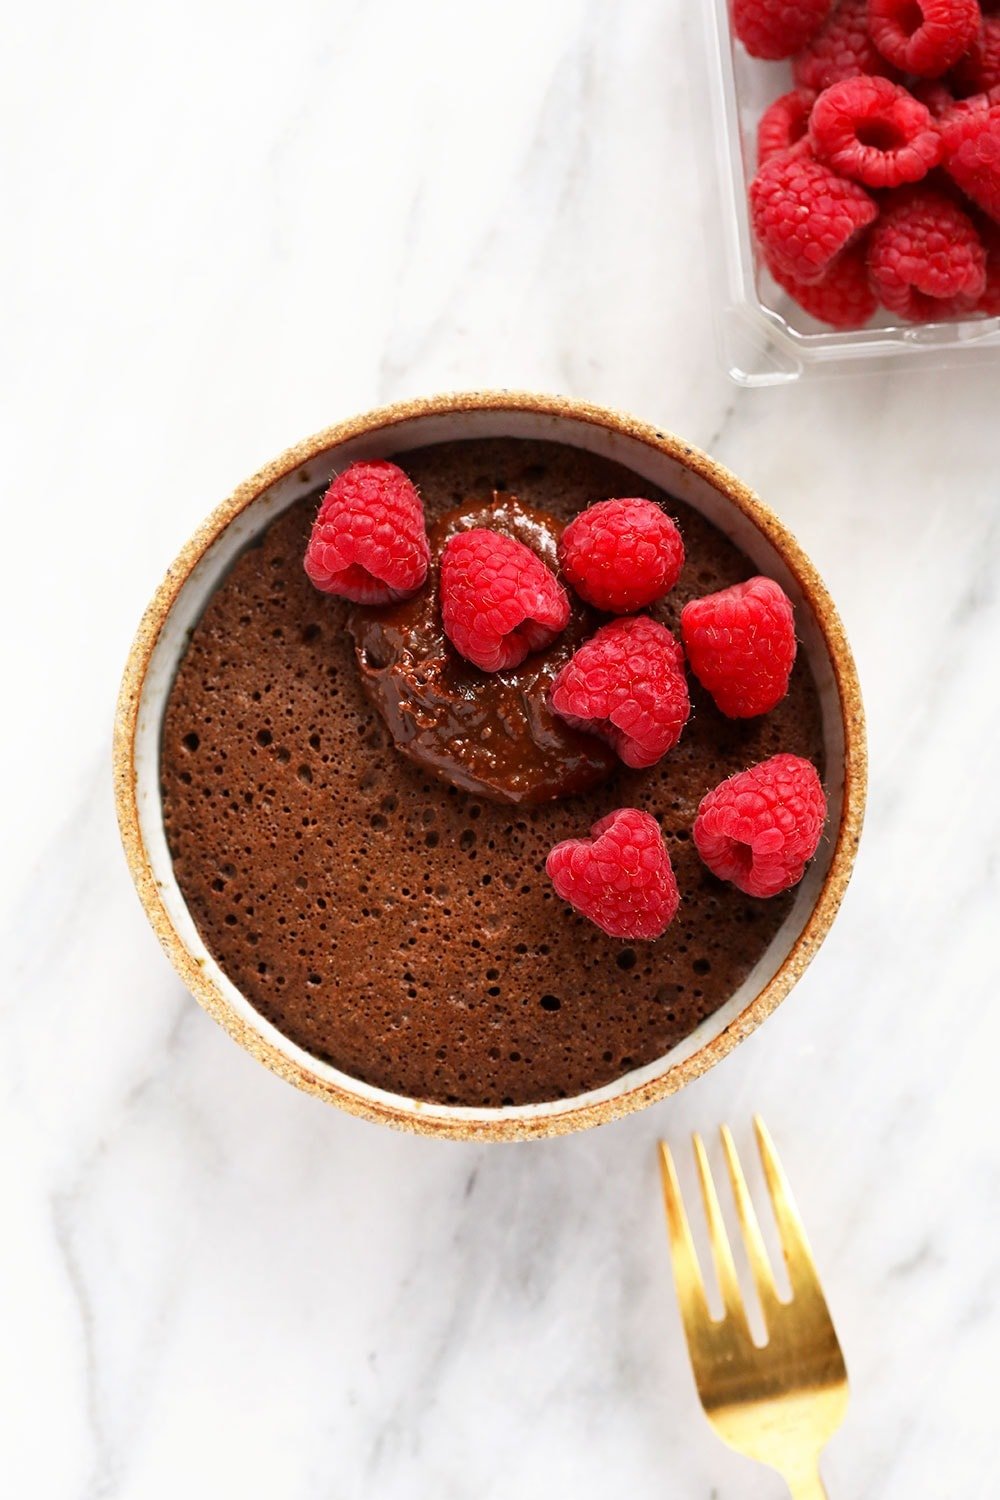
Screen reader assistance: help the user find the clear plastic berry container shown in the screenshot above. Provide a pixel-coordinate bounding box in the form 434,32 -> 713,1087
694,0 -> 1000,385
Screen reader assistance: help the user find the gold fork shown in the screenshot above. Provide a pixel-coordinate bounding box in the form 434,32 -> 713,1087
658,1118 -> 848,1499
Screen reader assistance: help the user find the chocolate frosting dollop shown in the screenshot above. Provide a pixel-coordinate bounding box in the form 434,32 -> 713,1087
347,493 -> 617,805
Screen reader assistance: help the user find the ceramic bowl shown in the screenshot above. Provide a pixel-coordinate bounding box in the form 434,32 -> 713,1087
114,392 -> 866,1139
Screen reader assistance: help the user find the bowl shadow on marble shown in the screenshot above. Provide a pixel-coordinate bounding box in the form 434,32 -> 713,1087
114,392 -> 867,1141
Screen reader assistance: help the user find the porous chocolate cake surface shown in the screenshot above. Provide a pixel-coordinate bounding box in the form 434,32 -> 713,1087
160,438 -> 825,1106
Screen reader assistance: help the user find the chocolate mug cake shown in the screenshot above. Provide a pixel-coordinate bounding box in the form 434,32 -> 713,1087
158,436 -> 825,1108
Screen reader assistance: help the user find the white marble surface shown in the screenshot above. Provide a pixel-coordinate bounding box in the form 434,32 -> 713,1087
3,2 -> 998,1496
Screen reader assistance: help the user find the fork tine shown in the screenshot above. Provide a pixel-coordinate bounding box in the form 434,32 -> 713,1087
657,1143 -> 712,1332
692,1134 -> 749,1328
720,1125 -> 783,1324
754,1116 -> 824,1303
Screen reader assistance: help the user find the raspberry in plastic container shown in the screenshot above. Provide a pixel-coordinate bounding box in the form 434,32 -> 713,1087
766,242 -> 878,327
950,17 -> 1000,96
868,0 -> 980,79
977,217 -> 1000,311
733,0 -> 833,59
792,0 -> 894,91
750,151 -> 878,283
757,88 -> 818,164
942,102 -> 1000,220
697,0 -> 1000,382
808,76 -> 942,187
867,188 -> 987,319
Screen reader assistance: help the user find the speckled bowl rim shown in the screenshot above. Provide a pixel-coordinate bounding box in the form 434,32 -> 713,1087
114,391 -> 866,1140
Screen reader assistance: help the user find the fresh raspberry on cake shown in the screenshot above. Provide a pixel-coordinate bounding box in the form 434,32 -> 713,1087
942,102 -> 1000,219
733,0 -> 834,58
681,577 -> 798,718
793,0 -> 894,91
558,498 -> 685,613
440,528 -> 570,673
546,808 -> 680,940
809,75 -> 942,185
868,0 -> 981,77
950,16 -> 1000,93
867,187 -> 987,317
750,151 -> 878,283
758,89 -> 818,166
549,616 -> 690,770
767,241 -> 878,325
693,755 -> 827,898
304,460 -> 430,605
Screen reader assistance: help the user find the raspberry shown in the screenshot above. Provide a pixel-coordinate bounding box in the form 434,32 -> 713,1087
750,150 -> 878,283
809,75 -> 942,185
757,89 -> 818,166
558,498 -> 685,613
950,16 -> 1000,93
942,102 -> 1000,218
867,187 -> 987,317
693,755 -> 827,898
976,216 -> 1000,309
794,0 -> 894,90
304,460 -> 430,605
913,80 -> 1000,116
733,0 -> 834,58
767,240 -> 878,325
546,808 -> 680,941
549,616 -> 690,770
911,78 -> 959,114
439,528 -> 570,673
681,576 -> 797,718
868,0 -> 981,77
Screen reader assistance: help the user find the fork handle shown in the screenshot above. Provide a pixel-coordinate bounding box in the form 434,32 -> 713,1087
787,1466 -> 828,1499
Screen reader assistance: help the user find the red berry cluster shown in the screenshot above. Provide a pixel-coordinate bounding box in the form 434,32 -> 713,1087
305,465 -> 828,941
734,0 -> 1000,327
